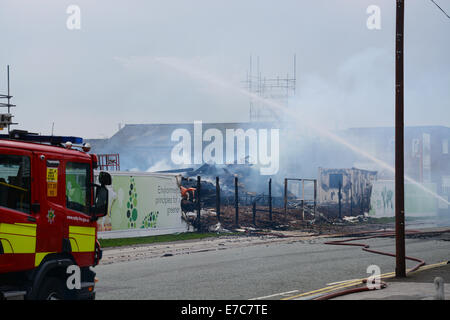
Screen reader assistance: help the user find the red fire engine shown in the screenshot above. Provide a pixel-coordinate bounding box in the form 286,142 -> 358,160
0,130 -> 110,300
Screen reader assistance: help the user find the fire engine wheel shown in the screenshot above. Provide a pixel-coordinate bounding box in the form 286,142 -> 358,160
37,277 -> 67,300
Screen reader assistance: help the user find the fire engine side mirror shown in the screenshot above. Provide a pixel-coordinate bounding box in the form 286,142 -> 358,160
93,186 -> 108,219
98,171 -> 112,186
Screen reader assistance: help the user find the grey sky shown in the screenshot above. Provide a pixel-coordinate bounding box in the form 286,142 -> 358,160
0,0 -> 449,139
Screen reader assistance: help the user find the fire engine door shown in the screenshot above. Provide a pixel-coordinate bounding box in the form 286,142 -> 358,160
34,155 -> 65,263
0,147 -> 35,272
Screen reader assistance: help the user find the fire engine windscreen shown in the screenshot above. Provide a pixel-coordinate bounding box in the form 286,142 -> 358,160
66,162 -> 91,215
0,154 -> 31,213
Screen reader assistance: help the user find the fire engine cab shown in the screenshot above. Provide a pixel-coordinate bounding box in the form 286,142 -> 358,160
0,130 -> 110,300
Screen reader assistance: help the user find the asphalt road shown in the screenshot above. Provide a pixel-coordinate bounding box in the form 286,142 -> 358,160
94,234 -> 450,300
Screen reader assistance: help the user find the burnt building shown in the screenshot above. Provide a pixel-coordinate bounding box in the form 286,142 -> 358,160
87,123 -> 450,217
341,126 -> 450,216
317,167 -> 377,217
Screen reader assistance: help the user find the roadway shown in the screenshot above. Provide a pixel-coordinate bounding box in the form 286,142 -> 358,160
94,231 -> 450,300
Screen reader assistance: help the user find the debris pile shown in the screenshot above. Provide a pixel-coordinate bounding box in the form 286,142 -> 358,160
178,162 -> 288,212
174,162 -> 382,235
180,202 -> 390,237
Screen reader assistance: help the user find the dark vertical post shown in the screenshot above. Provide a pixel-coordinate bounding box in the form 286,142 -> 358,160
360,183 -> 364,215
338,181 -> 342,219
301,199 -> 304,220
269,178 -> 273,221
234,176 -> 239,226
395,0 -> 406,278
252,201 -> 256,226
216,176 -> 220,223
313,180 -> 317,219
301,180 -> 305,220
197,176 -> 201,230
350,182 -> 353,216
284,178 -> 288,214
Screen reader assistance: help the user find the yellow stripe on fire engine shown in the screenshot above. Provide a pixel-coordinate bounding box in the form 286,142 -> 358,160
35,252 -> 55,267
68,226 -> 95,252
0,223 -> 36,254
0,239 -> 13,253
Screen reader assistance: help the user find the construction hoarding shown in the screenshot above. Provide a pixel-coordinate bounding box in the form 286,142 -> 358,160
95,171 -> 190,239
369,180 -> 437,218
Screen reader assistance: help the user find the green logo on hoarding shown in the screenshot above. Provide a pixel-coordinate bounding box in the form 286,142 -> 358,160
141,211 -> 159,229
126,177 -> 138,228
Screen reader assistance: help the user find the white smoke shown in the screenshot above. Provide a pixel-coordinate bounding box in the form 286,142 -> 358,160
146,159 -> 175,173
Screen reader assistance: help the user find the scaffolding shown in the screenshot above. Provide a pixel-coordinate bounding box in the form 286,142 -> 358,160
243,55 -> 296,122
97,153 -> 120,171
0,66 -> 17,132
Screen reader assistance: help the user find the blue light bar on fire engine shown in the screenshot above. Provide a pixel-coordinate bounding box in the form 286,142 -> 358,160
0,130 -> 83,145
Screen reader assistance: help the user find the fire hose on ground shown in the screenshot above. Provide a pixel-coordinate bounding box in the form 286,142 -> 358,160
313,229 -> 428,300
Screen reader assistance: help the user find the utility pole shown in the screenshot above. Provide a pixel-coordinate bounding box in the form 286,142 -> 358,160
395,0 -> 406,278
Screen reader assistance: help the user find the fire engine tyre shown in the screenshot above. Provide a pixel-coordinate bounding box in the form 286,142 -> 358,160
36,277 -> 68,300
